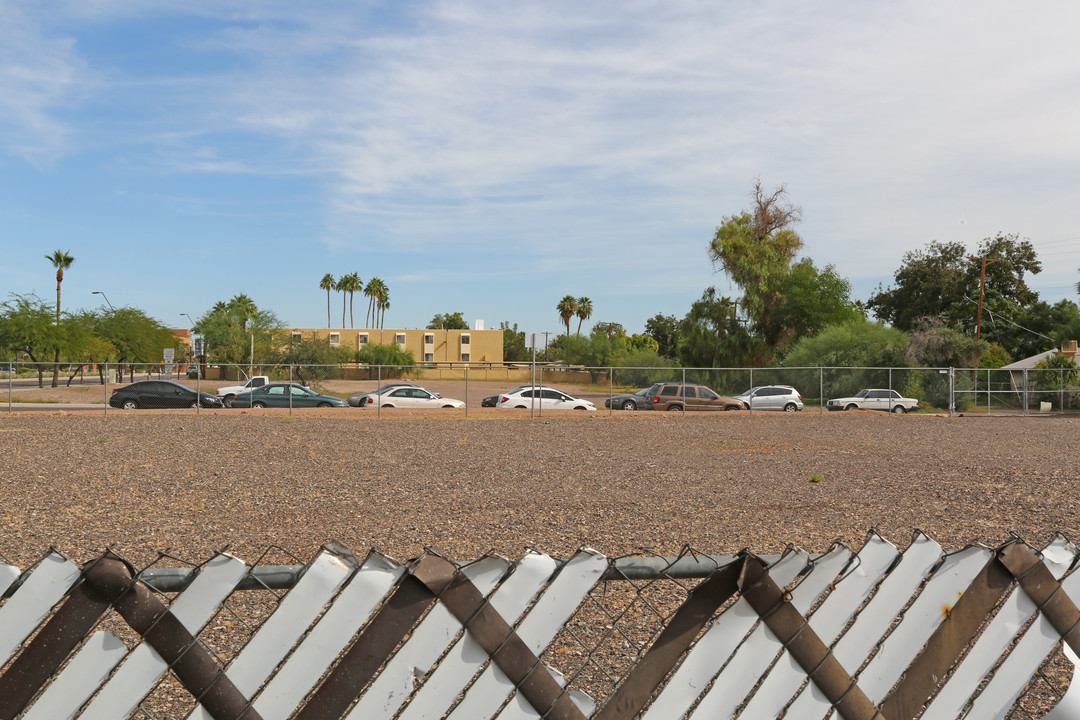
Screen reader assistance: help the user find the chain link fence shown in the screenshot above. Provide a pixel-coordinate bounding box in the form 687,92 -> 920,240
4,360 -> 1079,416
2,536 -> 1077,718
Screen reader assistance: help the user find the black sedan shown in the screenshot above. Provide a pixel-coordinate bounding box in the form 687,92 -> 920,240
604,387 -> 651,411
110,380 -> 224,409
481,394 -> 499,407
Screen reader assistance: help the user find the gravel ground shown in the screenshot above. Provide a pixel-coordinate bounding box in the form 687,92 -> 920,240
1,407 -> 1076,568
3,404 -> 1078,717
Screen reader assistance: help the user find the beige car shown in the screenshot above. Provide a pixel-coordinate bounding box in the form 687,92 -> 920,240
645,382 -> 745,412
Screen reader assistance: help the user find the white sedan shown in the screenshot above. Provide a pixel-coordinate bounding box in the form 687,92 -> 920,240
827,389 -> 919,413
496,386 -> 596,411
359,386 -> 465,409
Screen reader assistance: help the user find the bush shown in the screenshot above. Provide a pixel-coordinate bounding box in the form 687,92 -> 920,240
356,343 -> 415,377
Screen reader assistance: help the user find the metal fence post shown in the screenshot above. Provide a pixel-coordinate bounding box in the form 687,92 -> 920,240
609,367 -> 613,417
6,360 -> 11,413
104,361 -> 108,415
748,367 -> 753,415
1022,368 -> 1028,415
288,365 -> 293,416
949,367 -> 954,417
819,367 -> 824,415
465,365 -> 469,418
377,365 -> 381,419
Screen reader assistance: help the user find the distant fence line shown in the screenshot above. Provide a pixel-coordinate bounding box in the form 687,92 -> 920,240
4,361 -> 1079,416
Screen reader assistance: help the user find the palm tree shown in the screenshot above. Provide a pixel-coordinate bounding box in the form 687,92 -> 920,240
335,276 -> 347,328
556,295 -> 578,337
227,293 -> 258,333
376,283 -> 390,328
45,250 -> 74,387
362,278 -> 380,330
319,274 -> 335,328
343,272 -> 362,328
575,297 -> 593,336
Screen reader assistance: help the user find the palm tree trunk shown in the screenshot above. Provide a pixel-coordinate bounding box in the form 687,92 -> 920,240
326,289 -> 331,328
341,293 -> 346,328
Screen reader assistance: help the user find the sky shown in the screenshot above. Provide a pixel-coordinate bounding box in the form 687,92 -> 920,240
2,1 -> 1080,338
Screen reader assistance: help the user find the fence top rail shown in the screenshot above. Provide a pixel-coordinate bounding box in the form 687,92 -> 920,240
2,553 -> 788,598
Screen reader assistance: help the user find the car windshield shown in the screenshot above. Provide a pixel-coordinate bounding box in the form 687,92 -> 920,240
855,390 -> 869,398
634,388 -> 649,396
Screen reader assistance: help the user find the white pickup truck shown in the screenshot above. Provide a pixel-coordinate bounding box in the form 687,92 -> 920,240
217,376 -> 272,407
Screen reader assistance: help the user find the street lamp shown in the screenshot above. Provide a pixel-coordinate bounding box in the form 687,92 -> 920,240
91,291 -> 114,310
181,313 -> 199,379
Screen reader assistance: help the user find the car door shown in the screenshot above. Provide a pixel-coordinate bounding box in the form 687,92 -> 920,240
865,390 -> 888,410
383,388 -> 413,407
694,386 -> 723,411
540,389 -> 565,409
409,389 -> 439,408
155,381 -> 188,408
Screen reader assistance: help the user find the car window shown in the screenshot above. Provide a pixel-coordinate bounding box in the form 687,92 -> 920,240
389,389 -> 409,397
267,386 -> 286,396
540,390 -> 562,400
660,386 -> 678,397
888,390 -> 901,399
289,386 -> 309,396
698,388 -> 718,400
856,390 -> 869,398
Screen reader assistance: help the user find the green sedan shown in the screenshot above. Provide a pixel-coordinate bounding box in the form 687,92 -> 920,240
229,383 -> 348,409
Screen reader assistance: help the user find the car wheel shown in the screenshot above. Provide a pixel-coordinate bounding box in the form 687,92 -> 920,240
222,395 -> 235,408
574,406 -> 587,410
515,405 -> 527,409
621,400 -> 636,411
667,405 -> 682,412
845,404 -> 858,411
252,401 -> 267,409
189,401 -> 200,409
724,404 -> 741,411
442,404 -> 455,408
383,404 -> 394,409
121,399 -> 138,410
891,405 -> 906,414
318,402 -> 331,407
783,403 -> 798,412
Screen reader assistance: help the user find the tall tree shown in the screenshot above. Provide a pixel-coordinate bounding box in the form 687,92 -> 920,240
709,180 -> 802,337
374,281 -> 390,328
428,312 -> 469,330
575,297 -> 593,336
644,313 -> 679,359
335,276 -> 347,327
227,294 -> 258,333
867,234 -> 1042,332
556,295 -> 578,337
364,277 -> 384,328
44,250 -> 74,387
342,272 -> 362,328
319,273 -> 335,328
676,287 -> 770,368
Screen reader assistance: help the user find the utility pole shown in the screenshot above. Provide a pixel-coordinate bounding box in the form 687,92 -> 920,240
967,255 -> 999,345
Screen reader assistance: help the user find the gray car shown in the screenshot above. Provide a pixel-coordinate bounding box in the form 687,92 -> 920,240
735,386 -> 803,412
604,387 -> 652,410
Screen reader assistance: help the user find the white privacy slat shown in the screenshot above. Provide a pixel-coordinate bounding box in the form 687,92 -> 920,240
640,550 -> 810,720
737,533 -> 900,718
398,551 -> 558,720
187,547 -> 357,720
0,563 -> 20,598
0,552 -> 81,665
689,546 -> 853,719
344,555 -> 510,720
493,663 -> 596,720
443,549 -> 607,720
22,631 -> 128,720
965,561 -> 1080,719
255,552 -> 403,719
922,537 -> 1076,720
858,545 -> 994,704
1045,644 -> 1080,720
79,553 -> 250,720
783,532 -> 944,719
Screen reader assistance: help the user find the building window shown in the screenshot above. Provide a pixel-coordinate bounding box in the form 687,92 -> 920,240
461,353 -> 470,362
329,333 -> 340,345
461,334 -> 470,345
358,333 -> 368,345
424,334 -> 434,345
424,353 -> 434,362
395,333 -> 406,345
291,332 -> 302,342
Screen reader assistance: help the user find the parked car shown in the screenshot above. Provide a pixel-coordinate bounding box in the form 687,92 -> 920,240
358,386 -> 465,409
604,387 -> 652,411
229,383 -> 347,409
481,394 -> 499,407
734,386 -> 803,412
827,389 -> 919,413
497,386 -> 596,411
110,380 -> 224,409
186,365 -> 203,380
645,382 -> 744,411
347,382 -> 422,407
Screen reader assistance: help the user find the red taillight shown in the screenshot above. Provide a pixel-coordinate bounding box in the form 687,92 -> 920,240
652,396 -> 659,403
500,396 -> 508,403
797,394 -> 802,400
111,389 -> 119,394
365,397 -> 373,405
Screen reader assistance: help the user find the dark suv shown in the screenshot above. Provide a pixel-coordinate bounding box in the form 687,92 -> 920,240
645,382 -> 745,412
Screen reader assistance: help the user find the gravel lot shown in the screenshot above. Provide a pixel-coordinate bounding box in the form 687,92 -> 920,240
1,402 -> 1077,569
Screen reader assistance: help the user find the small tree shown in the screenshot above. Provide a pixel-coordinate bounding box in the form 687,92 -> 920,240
357,343 -> 415,377
428,312 -> 469,330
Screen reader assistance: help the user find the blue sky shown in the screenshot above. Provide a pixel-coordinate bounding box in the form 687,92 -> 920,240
2,1 -> 1079,337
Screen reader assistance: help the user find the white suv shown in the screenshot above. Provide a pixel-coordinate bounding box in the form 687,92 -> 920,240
735,386 -> 803,412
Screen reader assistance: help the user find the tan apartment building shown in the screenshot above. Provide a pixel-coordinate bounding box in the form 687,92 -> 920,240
289,327 -> 504,364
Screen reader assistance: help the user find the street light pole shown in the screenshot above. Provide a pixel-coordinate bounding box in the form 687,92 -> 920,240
91,291 -> 115,310
181,313 -> 196,379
